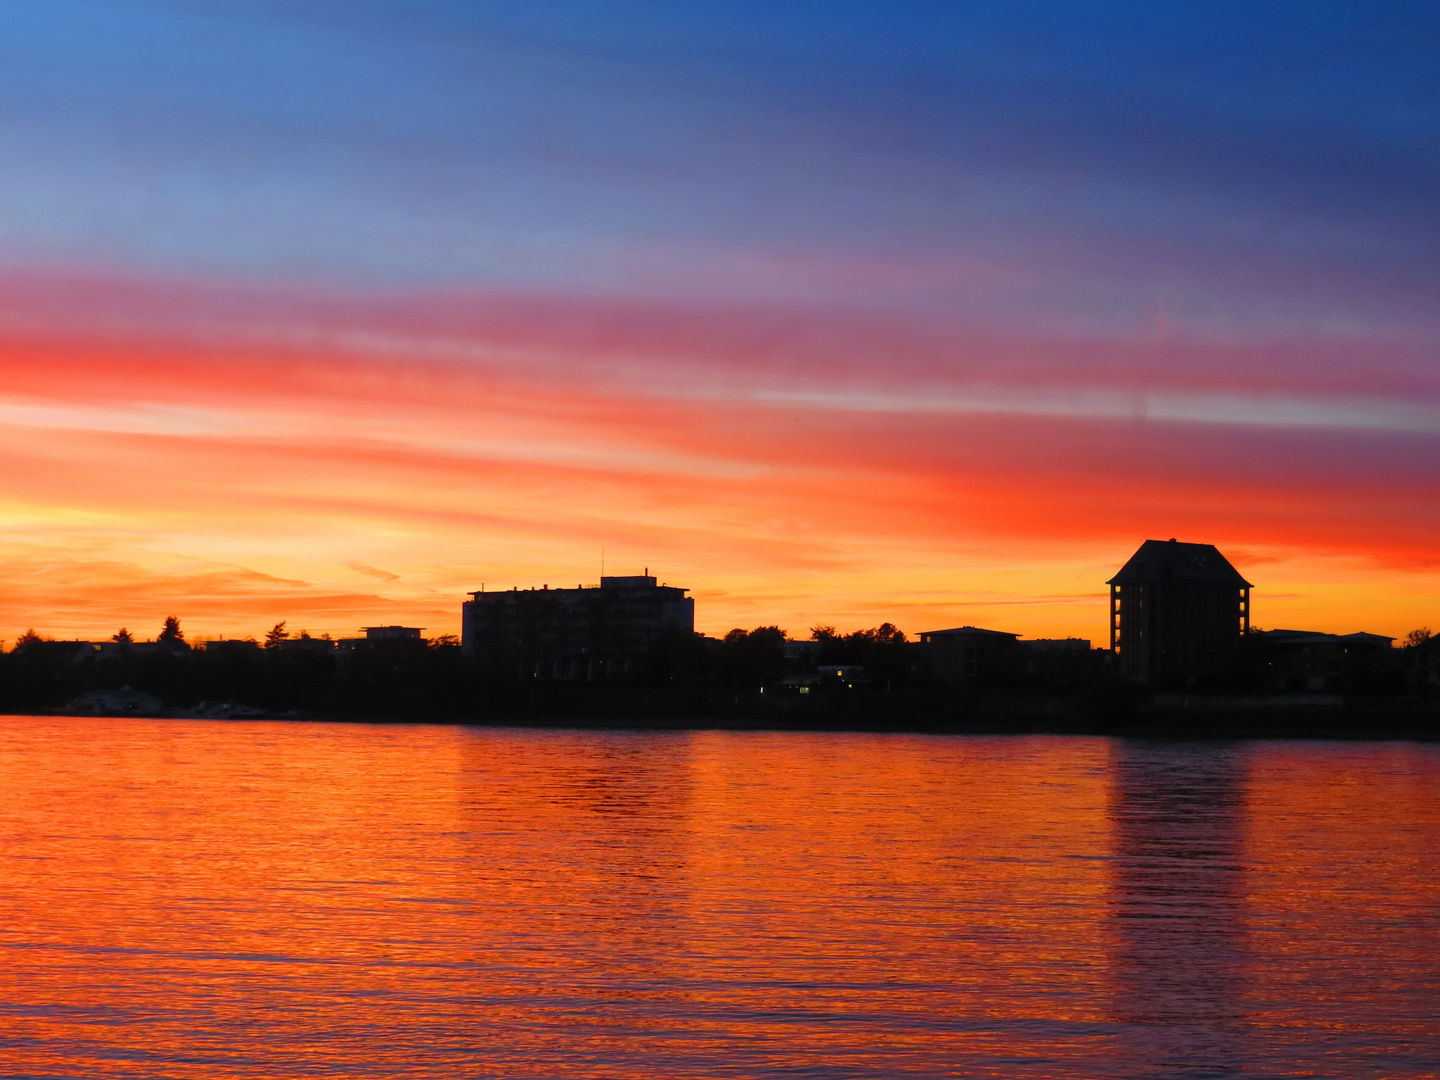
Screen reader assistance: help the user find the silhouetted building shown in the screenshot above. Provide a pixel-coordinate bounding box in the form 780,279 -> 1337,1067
59,640 -> 192,662
1251,629 -> 1395,693
776,640 -> 823,687
1407,636 -> 1440,696
919,626 -> 1021,681
462,573 -> 694,681
26,640 -> 108,664
200,639 -> 262,653
1109,539 -> 1251,687
274,635 -> 335,654
1021,638 -> 1105,686
781,640 -> 821,666
1022,638 -> 1091,654
364,626 -> 424,641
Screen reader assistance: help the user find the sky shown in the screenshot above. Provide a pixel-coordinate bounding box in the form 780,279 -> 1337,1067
0,0 -> 1436,644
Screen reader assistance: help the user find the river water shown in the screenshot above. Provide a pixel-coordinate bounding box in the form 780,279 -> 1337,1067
0,717 -> 1435,1078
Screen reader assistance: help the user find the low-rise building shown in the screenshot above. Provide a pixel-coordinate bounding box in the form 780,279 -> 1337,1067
52,640 -> 192,662
1023,638 -> 1092,654
273,636 -> 335,654
919,626 -> 1022,681
1406,636 -> 1440,695
1251,629 -> 1395,693
199,639 -> 262,654
782,640 -> 821,666
363,626 -> 425,641
1020,637 -> 1104,687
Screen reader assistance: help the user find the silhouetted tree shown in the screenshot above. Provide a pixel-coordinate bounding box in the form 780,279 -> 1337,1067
808,625 -> 845,664
112,627 -> 133,644
158,616 -> 185,644
718,626 -> 787,685
1405,627 -> 1433,648
646,627 -> 713,683
264,621 -> 289,649
12,629 -> 44,652
808,623 -> 909,679
868,622 -> 906,646
854,623 -> 911,688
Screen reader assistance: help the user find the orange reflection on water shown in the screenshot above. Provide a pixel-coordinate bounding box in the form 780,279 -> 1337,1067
0,718 -> 1435,1078
1240,745 -> 1440,1049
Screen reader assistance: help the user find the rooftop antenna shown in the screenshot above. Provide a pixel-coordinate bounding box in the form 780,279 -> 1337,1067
601,546 -> 605,580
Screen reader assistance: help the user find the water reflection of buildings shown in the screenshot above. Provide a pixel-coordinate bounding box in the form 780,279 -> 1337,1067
1106,741 -> 1250,1074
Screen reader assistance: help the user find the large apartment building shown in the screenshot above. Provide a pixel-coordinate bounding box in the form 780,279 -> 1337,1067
1108,538 -> 1251,687
461,573 -> 694,682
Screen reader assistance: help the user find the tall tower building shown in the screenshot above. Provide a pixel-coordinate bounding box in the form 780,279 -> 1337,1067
1108,539 -> 1251,687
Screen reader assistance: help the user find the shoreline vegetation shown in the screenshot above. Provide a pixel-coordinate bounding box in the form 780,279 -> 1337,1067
2,619 -> 1436,741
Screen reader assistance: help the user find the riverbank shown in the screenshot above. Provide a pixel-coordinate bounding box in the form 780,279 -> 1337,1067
41,685 -> 1440,739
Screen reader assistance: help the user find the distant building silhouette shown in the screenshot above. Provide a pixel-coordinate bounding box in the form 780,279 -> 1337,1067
1020,637 -> 1103,686
1108,539 -> 1251,686
1023,638 -> 1092,654
1407,635 -> 1440,696
333,625 -> 427,658
919,626 -> 1021,681
47,639 -> 193,663
363,626 -> 424,641
199,639 -> 261,654
273,635 -> 335,654
1251,629 -> 1394,693
781,640 -> 821,666
462,572 -> 694,681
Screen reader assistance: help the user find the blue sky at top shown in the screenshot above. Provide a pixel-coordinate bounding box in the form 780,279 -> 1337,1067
0,0 -> 1434,333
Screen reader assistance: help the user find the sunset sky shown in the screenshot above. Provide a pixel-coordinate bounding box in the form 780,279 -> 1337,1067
1,0 -> 1436,644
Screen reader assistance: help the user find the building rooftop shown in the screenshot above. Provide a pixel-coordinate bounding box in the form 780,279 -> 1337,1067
1107,539 -> 1252,588
468,571 -> 687,600
1254,629 -> 1394,646
921,626 -> 1019,639
600,575 -> 656,589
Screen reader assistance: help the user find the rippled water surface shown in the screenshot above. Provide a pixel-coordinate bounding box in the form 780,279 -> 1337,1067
0,718 -> 1436,1078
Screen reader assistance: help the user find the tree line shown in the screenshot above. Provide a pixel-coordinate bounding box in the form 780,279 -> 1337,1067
0,618 -> 921,717
2,616 -> 1434,718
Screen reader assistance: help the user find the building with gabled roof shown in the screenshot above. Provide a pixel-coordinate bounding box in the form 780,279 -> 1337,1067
1108,539 -> 1252,686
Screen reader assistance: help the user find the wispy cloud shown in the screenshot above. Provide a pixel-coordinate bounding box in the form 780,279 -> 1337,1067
0,2 -> 1433,640
750,386 -> 1440,435
347,563 -> 400,582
